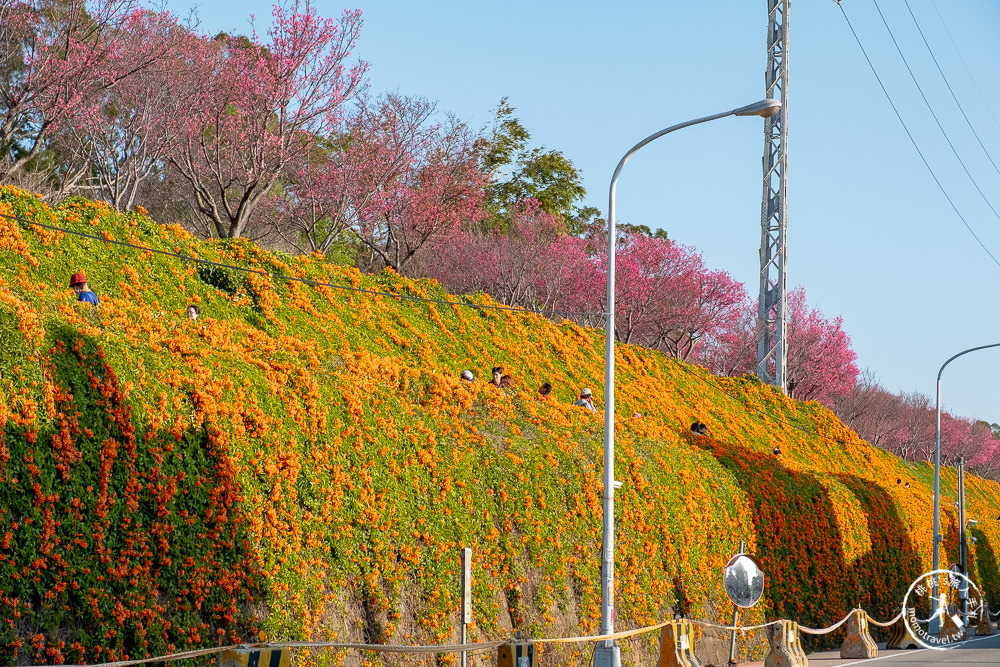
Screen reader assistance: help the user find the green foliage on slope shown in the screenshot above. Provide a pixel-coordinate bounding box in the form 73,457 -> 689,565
0,187 -> 997,666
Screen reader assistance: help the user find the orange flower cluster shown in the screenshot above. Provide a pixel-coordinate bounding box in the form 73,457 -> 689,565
1,185 -> 999,666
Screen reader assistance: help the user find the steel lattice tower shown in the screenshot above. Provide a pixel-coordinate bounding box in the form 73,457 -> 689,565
757,0 -> 790,392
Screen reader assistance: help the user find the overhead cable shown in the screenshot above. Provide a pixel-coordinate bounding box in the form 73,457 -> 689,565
903,0 -> 1000,182
872,0 -> 1000,227
835,1 -> 1000,270
0,211 -> 607,320
930,0 -> 1000,137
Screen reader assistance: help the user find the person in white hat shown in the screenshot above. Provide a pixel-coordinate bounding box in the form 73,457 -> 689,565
574,387 -> 596,412
460,369 -> 474,383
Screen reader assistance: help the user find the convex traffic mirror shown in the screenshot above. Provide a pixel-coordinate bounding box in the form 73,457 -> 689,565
723,553 -> 765,608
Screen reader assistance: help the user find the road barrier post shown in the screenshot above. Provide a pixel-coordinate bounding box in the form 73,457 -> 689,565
497,638 -> 538,667
764,620 -> 807,667
840,610 -> 877,659
976,607 -> 995,636
939,604 -> 967,643
885,615 -> 920,650
656,619 -> 702,666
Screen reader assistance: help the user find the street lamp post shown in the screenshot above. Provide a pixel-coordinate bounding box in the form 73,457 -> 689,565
594,98 -> 781,667
929,343 -> 1000,635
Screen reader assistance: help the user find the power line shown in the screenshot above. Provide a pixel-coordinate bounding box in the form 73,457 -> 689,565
930,0 -> 1000,137
835,1 -> 1000,270
0,203 -> 939,456
0,211 -> 607,320
871,0 -> 1000,227
903,0 -> 1000,182
7,204 -> 852,446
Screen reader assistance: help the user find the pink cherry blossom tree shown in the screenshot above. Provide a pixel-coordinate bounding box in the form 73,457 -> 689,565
162,1 -> 366,239
782,286 -> 859,405
0,0 -> 162,183
654,266 -> 746,360
599,231 -> 696,346
263,139 -> 355,255
343,96 -> 486,275
264,93 -> 436,255
833,372 -> 999,475
59,9 -> 191,209
834,371 -> 909,448
585,230 -> 747,359
701,286 -> 858,408
424,199 -> 593,313
696,304 -> 757,377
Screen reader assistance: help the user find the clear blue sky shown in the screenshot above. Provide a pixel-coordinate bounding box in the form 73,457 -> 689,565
168,0 -> 1000,426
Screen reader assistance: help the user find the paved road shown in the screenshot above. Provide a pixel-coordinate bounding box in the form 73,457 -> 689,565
742,634 -> 1000,666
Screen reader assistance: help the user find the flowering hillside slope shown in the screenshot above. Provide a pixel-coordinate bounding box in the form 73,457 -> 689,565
0,186 -> 998,666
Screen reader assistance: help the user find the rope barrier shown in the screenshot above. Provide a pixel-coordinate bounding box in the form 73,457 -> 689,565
21,639 -> 508,667
799,610 -> 854,635
22,644 -> 246,667
688,619 -> 782,633
533,617 -> 784,645
535,621 -> 671,644
258,640 -> 505,654
15,607 -> 911,667
867,611 -> 903,628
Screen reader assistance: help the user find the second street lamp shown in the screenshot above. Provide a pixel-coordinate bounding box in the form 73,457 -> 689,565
594,98 -> 782,667
929,342 -> 1000,634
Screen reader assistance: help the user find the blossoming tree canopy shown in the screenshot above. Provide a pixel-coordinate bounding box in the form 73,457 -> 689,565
0,0 -> 161,180
784,286 -> 859,405
158,2 -> 367,239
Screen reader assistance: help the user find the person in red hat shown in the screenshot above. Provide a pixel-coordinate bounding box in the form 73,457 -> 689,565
69,272 -> 100,306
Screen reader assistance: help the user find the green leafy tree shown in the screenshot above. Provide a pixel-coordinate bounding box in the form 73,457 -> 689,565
480,97 -> 588,231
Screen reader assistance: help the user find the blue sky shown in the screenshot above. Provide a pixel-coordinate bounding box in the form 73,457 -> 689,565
169,0 -> 1000,425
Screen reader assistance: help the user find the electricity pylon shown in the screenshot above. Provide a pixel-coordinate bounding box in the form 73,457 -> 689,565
757,0 -> 790,392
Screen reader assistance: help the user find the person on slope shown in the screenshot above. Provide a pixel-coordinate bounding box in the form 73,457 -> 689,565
574,387 -> 597,412
70,272 -> 100,306
489,366 -> 504,388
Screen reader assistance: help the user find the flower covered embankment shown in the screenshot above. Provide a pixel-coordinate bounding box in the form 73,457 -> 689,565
0,186 -> 999,666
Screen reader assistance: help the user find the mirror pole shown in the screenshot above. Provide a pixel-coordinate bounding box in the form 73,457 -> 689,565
728,539 -> 745,667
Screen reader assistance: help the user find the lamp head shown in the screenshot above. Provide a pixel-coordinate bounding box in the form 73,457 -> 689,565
734,98 -> 782,118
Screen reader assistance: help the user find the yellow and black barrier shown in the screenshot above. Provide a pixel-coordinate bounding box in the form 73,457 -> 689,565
885,616 -> 920,649
497,641 -> 538,667
840,609 -> 877,659
219,648 -> 290,667
656,619 -> 702,667
765,620 -> 807,667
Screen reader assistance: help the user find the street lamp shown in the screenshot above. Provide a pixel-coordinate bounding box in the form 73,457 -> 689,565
595,98 -> 782,667
929,343 -> 1000,634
